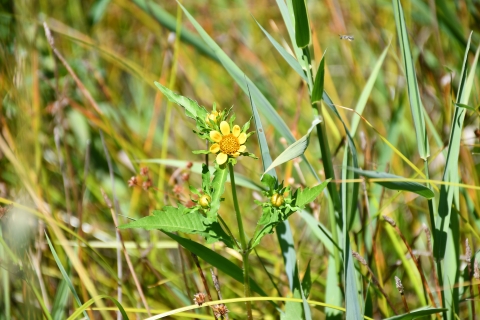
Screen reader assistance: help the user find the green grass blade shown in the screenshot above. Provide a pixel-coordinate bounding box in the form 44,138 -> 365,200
248,83 -> 310,319
45,232 -> 89,320
165,232 -> 269,298
297,210 -> 337,255
263,118 -> 321,175
254,18 -> 307,81
352,169 -> 435,199
311,54 -> 325,104
435,32 -> 477,259
51,279 -> 70,320
392,0 -> 429,160
291,0 -> 311,48
66,295 -> 129,320
383,306 -> 447,320
131,0 -> 218,61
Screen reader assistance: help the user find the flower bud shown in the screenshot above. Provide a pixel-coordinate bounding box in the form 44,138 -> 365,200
271,193 -> 284,207
199,194 -> 211,208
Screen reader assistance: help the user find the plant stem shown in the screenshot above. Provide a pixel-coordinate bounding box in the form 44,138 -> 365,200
228,162 -> 252,320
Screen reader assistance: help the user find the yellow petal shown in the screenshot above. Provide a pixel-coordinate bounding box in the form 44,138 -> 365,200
220,121 -> 230,135
209,144 -> 220,153
216,153 -> 228,165
238,132 -> 247,144
232,125 -> 241,137
232,152 -> 240,157
238,145 -> 246,153
210,131 -> 222,142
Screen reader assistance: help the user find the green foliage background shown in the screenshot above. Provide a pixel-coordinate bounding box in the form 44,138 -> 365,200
0,0 -> 479,319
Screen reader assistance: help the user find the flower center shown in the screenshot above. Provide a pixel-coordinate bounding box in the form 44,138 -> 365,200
219,134 -> 240,154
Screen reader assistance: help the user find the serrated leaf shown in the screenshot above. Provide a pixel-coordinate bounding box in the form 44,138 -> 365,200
207,166 -> 228,222
311,53 -> 325,104
119,206 -> 205,233
383,306 -> 447,320
295,179 -> 330,208
352,169 -> 435,199
292,0 -> 311,48
154,81 -> 207,120
263,117 -> 321,175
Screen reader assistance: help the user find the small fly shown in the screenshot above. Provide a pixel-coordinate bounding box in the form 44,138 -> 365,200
339,35 -> 354,41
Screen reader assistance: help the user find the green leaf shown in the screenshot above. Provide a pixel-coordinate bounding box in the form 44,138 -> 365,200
298,210 -> 337,255
51,279 -> 69,320
45,232 -> 89,320
154,81 -> 207,120
165,232 -> 269,297
352,169 -> 435,199
301,260 -> 312,298
254,18 -> 307,81
311,53 -> 325,104
263,117 -> 321,175
207,165 -> 228,222
291,0 -> 311,48
295,179 -> 330,208
119,205 -> 234,248
392,0 -> 429,160
383,306 -> 447,320
454,103 -> 476,111
119,205 -> 205,233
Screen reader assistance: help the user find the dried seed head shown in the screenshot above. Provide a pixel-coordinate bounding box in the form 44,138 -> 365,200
271,193 -> 285,207
352,251 -> 367,266
474,260 -> 480,280
142,179 -> 152,191
193,292 -> 206,306
465,239 -> 472,263
211,304 -> 229,317
383,215 -> 396,227
395,276 -> 404,294
186,161 -> 193,169
423,224 -> 431,245
128,176 -> 138,187
140,167 -> 149,175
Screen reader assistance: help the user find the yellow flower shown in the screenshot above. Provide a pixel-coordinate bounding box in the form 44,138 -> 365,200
205,110 -> 220,124
209,121 -> 247,165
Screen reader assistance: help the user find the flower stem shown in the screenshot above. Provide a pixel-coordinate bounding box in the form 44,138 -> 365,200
228,162 -> 252,320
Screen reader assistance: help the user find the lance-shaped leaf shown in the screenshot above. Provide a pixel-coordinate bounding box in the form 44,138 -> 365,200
352,168 -> 435,199
311,53 -> 325,104
292,0 -> 311,48
154,81 -> 207,120
392,0 -> 429,160
263,117 -> 321,175
383,306 -> 447,320
294,179 -> 330,208
206,165 -> 228,222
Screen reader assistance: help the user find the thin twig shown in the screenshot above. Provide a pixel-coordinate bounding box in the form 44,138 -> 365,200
211,269 -> 229,320
101,189 -> 151,316
383,216 -> 437,308
352,251 -> 398,314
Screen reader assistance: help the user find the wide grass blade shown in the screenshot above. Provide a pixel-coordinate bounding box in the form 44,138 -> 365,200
263,118 -> 321,175
249,83 -> 311,318
165,232 -> 268,297
45,232 -> 89,320
383,306 -> 447,320
131,0 -> 218,61
392,0 -> 429,160
291,0 -> 311,48
352,169 -> 435,199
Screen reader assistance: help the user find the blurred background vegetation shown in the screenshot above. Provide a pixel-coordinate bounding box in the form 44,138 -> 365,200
0,0 -> 479,319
